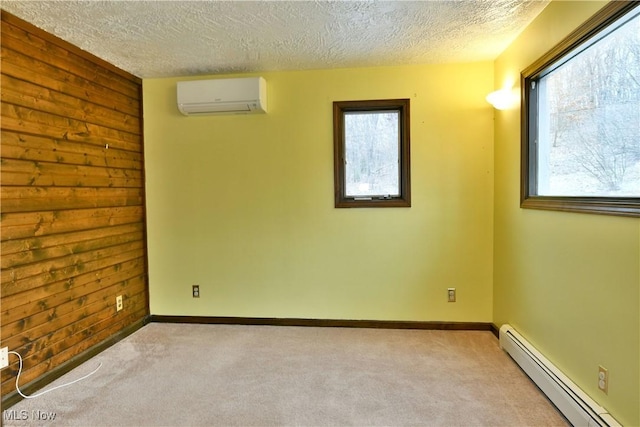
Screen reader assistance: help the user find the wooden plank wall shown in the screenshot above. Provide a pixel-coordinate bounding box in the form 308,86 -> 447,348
1,11 -> 148,399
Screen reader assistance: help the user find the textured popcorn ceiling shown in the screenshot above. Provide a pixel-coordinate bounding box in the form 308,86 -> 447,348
1,0 -> 549,78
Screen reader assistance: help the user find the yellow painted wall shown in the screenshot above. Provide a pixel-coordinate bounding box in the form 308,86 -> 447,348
144,62 -> 494,322
493,2 -> 640,425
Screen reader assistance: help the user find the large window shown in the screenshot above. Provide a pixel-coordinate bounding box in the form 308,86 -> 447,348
333,99 -> 410,208
522,2 -> 640,217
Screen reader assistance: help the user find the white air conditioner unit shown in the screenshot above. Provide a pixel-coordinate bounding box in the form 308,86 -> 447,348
177,77 -> 267,115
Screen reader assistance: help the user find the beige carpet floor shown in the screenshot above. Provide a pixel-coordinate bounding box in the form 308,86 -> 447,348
4,323 -> 568,426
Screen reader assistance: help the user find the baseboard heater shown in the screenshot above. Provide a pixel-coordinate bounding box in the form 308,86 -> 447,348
499,324 -> 620,427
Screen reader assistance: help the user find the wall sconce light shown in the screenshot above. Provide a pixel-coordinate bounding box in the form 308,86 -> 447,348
486,88 -> 517,110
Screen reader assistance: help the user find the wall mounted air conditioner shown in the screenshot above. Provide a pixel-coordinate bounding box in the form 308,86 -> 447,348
177,77 -> 267,115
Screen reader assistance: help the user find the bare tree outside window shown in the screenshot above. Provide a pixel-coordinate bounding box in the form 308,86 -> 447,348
537,8 -> 640,197
344,111 -> 400,197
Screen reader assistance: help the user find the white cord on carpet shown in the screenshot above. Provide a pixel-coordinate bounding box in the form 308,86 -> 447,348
8,351 -> 102,399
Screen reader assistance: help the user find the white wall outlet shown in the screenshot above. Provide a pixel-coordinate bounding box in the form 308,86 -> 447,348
447,288 -> 456,302
192,285 -> 200,298
116,295 -> 123,311
598,365 -> 608,394
1,347 -> 8,369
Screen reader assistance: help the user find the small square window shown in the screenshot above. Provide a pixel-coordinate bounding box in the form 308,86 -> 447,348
333,99 -> 411,208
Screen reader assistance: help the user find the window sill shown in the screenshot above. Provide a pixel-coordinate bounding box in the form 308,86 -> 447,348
335,197 -> 411,208
521,196 -> 640,217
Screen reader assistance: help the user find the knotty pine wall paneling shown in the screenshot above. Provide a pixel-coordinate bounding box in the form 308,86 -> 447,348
1,11 -> 149,400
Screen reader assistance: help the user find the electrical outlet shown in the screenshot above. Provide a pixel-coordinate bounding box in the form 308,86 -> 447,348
192,285 -> 200,298
598,366 -> 608,394
116,295 -> 123,312
1,347 -> 8,369
447,288 -> 456,302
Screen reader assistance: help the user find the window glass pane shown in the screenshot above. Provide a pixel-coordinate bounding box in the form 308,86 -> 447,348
344,111 -> 400,197
536,9 -> 640,197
